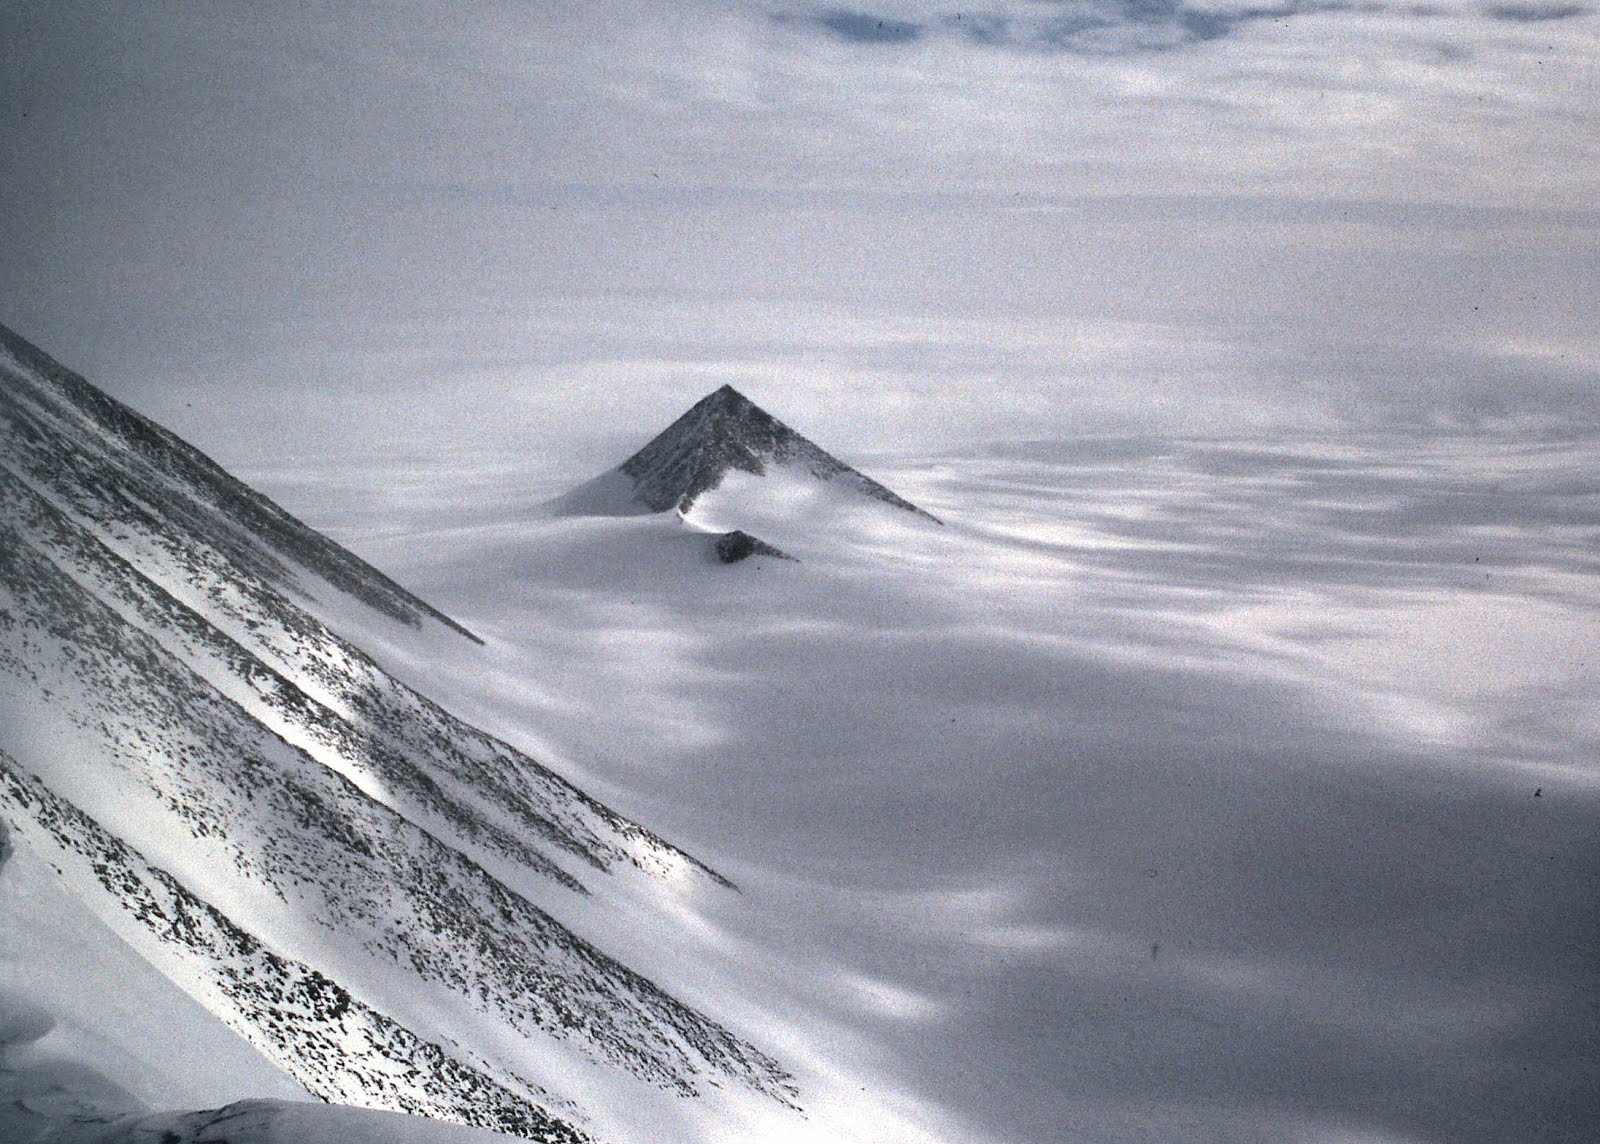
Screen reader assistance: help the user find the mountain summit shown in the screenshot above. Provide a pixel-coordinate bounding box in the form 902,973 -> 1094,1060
556,385 -> 940,526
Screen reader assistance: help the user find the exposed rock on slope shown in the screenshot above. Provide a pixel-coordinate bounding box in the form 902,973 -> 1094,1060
0,324 -> 796,1141
0,757 -> 588,1143
0,325 -> 481,643
713,530 -> 791,564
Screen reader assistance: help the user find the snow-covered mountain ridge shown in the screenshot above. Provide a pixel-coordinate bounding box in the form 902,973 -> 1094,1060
0,324 -> 796,1142
0,325 -> 482,644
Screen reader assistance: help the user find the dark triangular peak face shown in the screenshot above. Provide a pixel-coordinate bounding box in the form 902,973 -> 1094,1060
614,384 -> 939,522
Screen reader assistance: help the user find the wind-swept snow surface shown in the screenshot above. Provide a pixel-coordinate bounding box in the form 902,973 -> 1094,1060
0,324 -> 795,1144
6,316 -> 1597,1144
268,426 -> 1600,1144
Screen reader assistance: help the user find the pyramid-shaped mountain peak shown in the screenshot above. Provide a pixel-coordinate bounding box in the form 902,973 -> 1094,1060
608,386 -> 938,521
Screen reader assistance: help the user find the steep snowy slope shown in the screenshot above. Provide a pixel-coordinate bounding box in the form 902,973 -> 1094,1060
552,385 -> 940,557
0,324 -> 795,1143
0,816 -> 538,1144
0,328 -> 480,645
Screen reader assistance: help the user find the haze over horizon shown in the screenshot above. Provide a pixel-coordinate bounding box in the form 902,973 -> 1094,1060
3,1 -> 1598,470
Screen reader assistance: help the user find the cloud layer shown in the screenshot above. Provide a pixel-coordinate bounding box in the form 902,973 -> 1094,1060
1,2 -> 1596,457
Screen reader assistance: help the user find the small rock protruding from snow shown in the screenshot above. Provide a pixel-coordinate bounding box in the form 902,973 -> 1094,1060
713,530 -> 793,564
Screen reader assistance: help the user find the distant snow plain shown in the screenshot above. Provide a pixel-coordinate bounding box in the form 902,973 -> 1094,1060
228,426 -> 1600,1144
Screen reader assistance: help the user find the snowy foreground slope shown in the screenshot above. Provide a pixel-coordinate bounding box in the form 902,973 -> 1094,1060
0,826 -> 524,1143
0,324 -> 798,1144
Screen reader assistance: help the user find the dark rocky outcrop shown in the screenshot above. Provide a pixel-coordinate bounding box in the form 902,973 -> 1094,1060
714,530 -> 793,564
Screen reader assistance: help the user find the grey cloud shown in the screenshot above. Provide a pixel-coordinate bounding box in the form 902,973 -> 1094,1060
1483,1 -> 1589,18
1020,0 -> 1368,52
773,0 -> 1591,60
810,8 -> 926,42
788,0 -> 1351,55
1060,0 -> 1310,46
946,12 -> 1015,44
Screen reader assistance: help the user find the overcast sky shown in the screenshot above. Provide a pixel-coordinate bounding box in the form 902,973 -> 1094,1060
3,2 -> 1598,463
